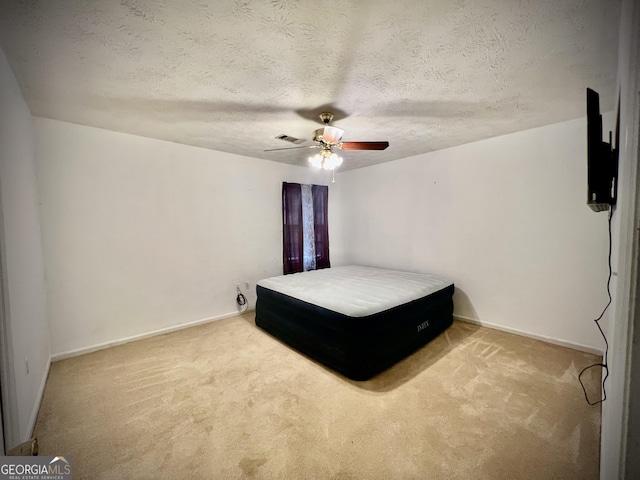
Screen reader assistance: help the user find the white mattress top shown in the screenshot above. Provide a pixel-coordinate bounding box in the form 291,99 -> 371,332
257,265 -> 453,317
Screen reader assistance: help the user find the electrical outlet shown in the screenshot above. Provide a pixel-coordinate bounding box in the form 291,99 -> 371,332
245,281 -> 250,290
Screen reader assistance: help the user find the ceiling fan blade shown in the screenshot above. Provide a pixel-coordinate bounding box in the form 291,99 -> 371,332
264,145 -> 319,152
339,141 -> 389,151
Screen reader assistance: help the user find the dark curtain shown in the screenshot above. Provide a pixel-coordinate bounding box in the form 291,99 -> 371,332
282,182 -> 303,274
282,182 -> 330,274
312,185 -> 330,269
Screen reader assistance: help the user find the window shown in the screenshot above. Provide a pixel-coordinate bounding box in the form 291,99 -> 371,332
282,182 -> 330,274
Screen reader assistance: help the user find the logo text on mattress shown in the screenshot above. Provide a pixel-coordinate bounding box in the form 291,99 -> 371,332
416,320 -> 430,332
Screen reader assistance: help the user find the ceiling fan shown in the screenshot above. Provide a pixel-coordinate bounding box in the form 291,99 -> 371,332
264,112 -> 389,170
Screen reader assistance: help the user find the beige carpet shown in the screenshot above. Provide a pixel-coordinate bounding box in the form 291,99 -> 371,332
35,314 -> 601,479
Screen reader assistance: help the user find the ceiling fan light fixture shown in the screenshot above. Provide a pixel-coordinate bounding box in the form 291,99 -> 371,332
308,153 -> 324,169
308,150 -> 343,170
323,152 -> 343,170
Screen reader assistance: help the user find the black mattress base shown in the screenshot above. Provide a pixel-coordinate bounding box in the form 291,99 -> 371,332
255,284 -> 454,381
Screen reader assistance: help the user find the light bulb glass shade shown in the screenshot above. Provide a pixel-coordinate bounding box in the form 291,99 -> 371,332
308,154 -> 323,169
323,153 -> 343,170
309,151 -> 343,170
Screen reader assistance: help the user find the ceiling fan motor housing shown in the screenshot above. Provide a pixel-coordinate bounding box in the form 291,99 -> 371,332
313,126 -> 344,144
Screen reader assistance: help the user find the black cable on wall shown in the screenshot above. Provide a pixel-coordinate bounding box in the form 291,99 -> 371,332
579,207 -> 614,405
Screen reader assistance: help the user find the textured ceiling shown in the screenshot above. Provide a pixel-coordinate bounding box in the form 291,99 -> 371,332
0,0 -> 621,171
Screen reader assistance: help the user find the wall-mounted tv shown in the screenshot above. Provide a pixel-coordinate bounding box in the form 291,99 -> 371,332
586,88 -> 619,212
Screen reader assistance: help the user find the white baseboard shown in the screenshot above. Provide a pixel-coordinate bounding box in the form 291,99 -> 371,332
27,354 -> 50,441
51,308 -> 255,362
453,314 -> 604,356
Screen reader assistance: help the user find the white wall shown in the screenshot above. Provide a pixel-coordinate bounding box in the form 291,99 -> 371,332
332,117 -> 611,352
34,118 -> 331,357
0,48 -> 51,446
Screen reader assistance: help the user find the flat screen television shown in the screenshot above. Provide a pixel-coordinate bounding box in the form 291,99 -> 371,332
586,88 -> 618,212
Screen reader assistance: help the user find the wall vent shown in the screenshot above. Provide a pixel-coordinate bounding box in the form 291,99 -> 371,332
276,134 -> 305,144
